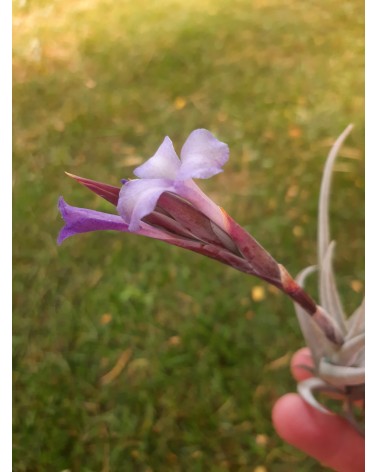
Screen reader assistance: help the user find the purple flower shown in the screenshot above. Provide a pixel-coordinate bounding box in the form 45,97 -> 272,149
58,129 -> 281,282
58,128 -> 344,347
118,128 -> 229,232
58,129 -> 227,238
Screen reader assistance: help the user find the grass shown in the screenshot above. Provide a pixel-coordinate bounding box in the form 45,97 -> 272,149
13,0 -> 364,470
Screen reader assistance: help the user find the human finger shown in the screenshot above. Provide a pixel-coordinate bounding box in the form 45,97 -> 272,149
272,393 -> 364,472
291,347 -> 314,382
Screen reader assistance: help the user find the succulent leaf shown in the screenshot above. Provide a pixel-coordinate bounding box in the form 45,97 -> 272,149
317,124 -> 354,263
297,378 -> 342,415
319,241 -> 347,333
295,125 -> 364,434
294,267 -> 338,368
346,298 -> 365,341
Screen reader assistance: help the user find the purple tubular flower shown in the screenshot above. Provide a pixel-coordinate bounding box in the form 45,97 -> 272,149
56,128 -> 294,288
58,128 -> 344,346
57,197 -> 128,243
58,129 -> 277,280
57,197 -> 175,244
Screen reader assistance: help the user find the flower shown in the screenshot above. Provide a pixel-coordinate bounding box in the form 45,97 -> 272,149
118,128 -> 229,232
58,128 -> 345,348
58,129 -> 228,241
57,129 -> 280,284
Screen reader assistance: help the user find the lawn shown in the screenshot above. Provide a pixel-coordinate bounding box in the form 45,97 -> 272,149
13,0 -> 364,470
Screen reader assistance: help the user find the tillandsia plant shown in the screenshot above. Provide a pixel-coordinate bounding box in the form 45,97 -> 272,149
293,125 -> 364,435
58,126 -> 364,434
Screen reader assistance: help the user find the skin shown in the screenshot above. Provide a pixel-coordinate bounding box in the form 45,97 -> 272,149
272,348 -> 365,472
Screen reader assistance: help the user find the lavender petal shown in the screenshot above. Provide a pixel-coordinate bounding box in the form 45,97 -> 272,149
134,136 -> 180,180
178,129 -> 229,180
117,178 -> 174,231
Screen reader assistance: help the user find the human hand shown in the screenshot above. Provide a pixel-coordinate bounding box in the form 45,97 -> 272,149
272,347 -> 364,472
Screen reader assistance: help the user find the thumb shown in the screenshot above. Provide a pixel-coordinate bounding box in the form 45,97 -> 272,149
272,393 -> 364,472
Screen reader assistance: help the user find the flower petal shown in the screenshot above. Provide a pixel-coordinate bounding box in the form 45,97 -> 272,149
57,197 -> 129,244
134,136 -> 180,179
117,178 -> 174,231
177,129 -> 229,180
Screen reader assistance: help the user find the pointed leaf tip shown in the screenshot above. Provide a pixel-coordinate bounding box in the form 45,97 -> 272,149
64,172 -> 121,206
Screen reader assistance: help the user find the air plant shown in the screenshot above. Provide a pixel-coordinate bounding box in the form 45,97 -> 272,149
58,126 -> 364,434
294,124 -> 364,434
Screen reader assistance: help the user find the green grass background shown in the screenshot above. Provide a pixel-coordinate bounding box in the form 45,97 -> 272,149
13,0 -> 364,470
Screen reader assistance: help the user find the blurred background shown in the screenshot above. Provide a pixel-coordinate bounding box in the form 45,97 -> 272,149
13,0 -> 364,470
